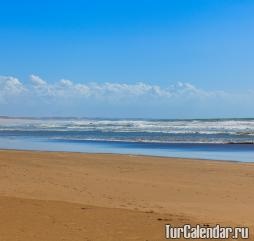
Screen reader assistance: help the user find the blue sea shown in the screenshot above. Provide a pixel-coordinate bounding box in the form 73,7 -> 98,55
0,117 -> 254,162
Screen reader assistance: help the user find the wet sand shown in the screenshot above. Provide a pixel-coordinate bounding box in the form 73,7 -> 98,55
0,150 -> 253,240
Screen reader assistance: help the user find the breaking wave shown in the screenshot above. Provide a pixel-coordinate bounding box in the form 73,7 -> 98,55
0,117 -> 254,144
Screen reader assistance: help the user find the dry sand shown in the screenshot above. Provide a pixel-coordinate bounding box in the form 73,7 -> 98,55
0,150 -> 253,240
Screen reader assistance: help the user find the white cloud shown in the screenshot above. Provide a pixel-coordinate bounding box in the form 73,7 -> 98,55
59,79 -> 73,87
1,74 -> 254,117
26,75 -> 222,99
0,74 -> 250,104
30,74 -> 47,86
30,74 -> 58,97
0,76 -> 26,94
27,75 -> 176,98
0,76 -> 26,102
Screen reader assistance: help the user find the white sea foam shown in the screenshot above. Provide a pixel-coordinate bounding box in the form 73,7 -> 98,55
0,117 -> 254,143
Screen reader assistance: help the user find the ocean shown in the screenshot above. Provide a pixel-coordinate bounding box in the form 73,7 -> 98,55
0,117 -> 254,162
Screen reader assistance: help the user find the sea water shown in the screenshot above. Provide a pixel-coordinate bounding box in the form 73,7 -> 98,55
0,117 -> 254,162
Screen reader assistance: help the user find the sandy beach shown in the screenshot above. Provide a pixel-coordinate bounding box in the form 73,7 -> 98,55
0,149 -> 253,240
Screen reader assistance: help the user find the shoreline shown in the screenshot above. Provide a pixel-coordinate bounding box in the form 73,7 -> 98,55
0,149 -> 253,240
0,147 -> 247,164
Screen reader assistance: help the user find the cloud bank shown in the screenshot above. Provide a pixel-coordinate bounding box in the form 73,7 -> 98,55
0,74 -> 253,118
1,74 -> 224,99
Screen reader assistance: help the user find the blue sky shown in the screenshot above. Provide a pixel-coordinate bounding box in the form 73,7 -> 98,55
0,0 -> 254,118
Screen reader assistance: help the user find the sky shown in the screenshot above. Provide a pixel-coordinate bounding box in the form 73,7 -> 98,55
0,0 -> 254,118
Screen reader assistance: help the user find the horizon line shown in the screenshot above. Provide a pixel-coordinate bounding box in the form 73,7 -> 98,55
1,115 -> 254,121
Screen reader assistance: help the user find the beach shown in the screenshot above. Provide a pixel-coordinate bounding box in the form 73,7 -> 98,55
0,149 -> 253,240
2,0 -> 254,240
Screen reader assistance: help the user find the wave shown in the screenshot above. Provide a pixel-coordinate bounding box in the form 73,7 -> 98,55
1,117 -> 254,144
0,128 -> 254,136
